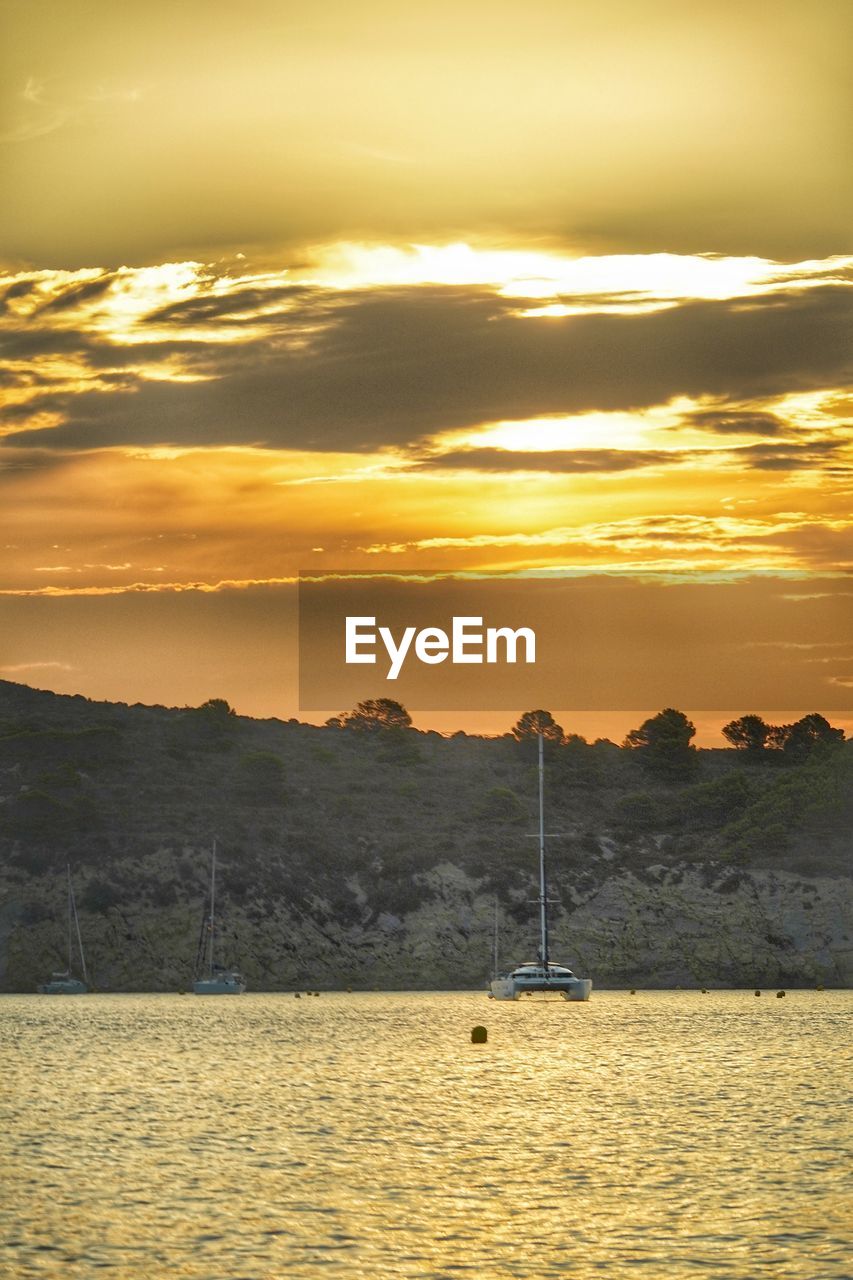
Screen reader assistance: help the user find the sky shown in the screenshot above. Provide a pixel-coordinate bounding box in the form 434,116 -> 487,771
1,0 -> 851,742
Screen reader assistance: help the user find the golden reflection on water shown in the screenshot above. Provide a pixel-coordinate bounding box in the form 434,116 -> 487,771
1,991 -> 850,1279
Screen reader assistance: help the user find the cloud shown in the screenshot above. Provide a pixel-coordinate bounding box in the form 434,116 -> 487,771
2,282 -> 852,455
36,274 -> 117,314
22,78 -> 46,106
1,278 -> 39,311
0,326 -> 108,361
412,439 -> 850,475
732,439 -> 848,471
0,660 -> 75,673
358,513 -> 853,565
685,409 -> 787,435
1,75 -> 144,147
0,575 -> 298,598
0,111 -> 69,144
0,448 -> 77,475
142,283 -> 314,326
760,522 -> 853,566
411,448 -> 680,473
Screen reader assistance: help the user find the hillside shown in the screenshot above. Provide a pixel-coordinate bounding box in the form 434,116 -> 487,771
0,680 -> 850,990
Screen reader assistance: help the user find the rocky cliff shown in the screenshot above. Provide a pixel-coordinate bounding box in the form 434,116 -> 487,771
1,680 -> 850,990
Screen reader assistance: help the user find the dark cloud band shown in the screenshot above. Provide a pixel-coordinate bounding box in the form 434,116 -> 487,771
2,282 -> 852,455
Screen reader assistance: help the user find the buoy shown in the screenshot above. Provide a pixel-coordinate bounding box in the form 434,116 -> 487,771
754,990 -> 761,997
630,989 -> 636,995
471,1025 -> 487,1044
776,990 -> 786,998
701,988 -> 709,994
294,993 -> 301,999
816,983 -> 824,992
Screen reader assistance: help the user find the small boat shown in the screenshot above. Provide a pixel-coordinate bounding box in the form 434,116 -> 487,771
38,864 -> 89,994
193,838 -> 246,995
490,732 -> 592,1002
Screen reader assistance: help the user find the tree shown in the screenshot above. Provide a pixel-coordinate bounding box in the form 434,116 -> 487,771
769,713 -> 845,762
326,699 -> 413,732
197,698 -> 236,720
722,714 -> 772,758
174,697 -> 238,752
511,710 -> 564,744
624,707 -> 698,780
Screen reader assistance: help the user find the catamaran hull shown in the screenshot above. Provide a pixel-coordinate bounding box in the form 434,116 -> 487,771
490,977 -> 592,1001
193,978 -> 245,994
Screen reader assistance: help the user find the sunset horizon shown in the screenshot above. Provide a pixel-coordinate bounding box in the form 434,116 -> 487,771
3,1 -> 852,735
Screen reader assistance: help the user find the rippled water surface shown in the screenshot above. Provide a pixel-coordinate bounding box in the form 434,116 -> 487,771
1,991 -> 850,1278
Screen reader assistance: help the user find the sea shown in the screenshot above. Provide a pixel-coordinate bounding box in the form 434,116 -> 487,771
1,990 -> 850,1279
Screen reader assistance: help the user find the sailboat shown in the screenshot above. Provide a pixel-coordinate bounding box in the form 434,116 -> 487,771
38,863 -> 89,994
193,838 -> 246,995
490,732 -> 592,1002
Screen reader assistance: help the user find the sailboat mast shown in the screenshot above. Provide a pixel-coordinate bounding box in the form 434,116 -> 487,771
66,862 -> 73,973
208,838 -> 217,978
538,732 -> 550,969
492,895 -> 499,980
70,872 -> 88,984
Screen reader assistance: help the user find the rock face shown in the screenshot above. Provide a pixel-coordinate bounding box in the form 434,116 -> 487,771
1,679 -> 851,990
4,858 -> 850,991
560,864 -> 851,987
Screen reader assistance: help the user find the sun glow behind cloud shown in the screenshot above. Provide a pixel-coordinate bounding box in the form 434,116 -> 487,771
5,243 -> 852,345
438,403 -> 718,456
299,243 -> 853,303
2,241 -> 851,604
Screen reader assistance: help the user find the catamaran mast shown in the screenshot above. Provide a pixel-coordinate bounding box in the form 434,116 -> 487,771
537,732 -> 550,969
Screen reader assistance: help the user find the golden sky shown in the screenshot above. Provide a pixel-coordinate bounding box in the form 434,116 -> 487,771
1,1 -> 851,740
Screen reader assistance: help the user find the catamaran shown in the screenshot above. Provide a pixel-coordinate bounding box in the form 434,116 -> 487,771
490,732 -> 592,1002
193,838 -> 246,995
38,863 -> 89,994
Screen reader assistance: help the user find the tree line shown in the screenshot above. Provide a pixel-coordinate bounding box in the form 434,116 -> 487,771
323,700 -> 847,782
511,707 -> 845,779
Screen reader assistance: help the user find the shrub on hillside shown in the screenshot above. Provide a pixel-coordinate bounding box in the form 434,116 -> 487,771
613,791 -> 661,835
722,748 -> 850,859
81,877 -> 122,913
235,751 -> 286,804
675,772 -> 759,831
0,789 -> 97,841
476,786 -> 526,823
